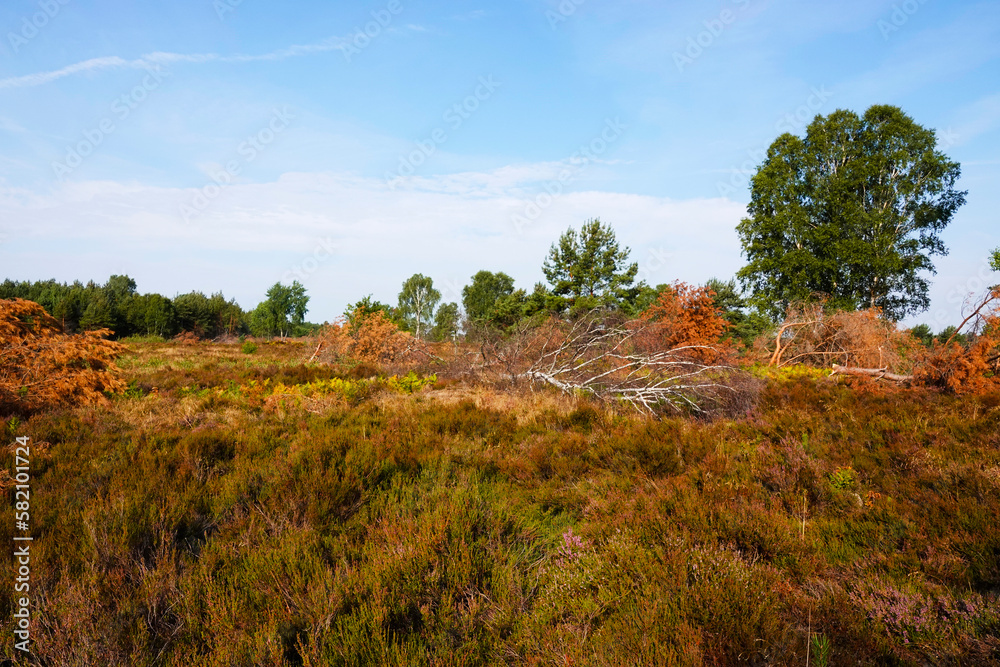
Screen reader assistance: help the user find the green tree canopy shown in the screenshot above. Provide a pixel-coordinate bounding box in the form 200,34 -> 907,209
736,105 -> 966,321
462,271 -> 516,323
431,302 -> 460,342
175,291 -> 245,338
250,282 -> 308,338
543,218 -> 638,313
704,278 -> 770,347
397,274 -> 440,339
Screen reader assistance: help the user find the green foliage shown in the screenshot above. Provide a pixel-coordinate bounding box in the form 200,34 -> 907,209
250,281 -> 309,338
909,323 -> 935,347
810,632 -> 832,667
462,270 -> 516,324
397,273 -> 440,339
829,466 -> 857,491
78,291 -> 116,331
430,301 -> 460,342
705,277 -> 771,346
173,290 -> 246,338
241,341 -> 258,355
737,105 -> 967,321
103,274 -> 137,305
628,282 -> 666,315
991,247 -> 1000,273
937,325 -> 967,346
385,371 -> 437,394
543,218 -> 638,313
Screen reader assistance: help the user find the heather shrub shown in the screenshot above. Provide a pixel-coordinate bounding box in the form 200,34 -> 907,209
848,579 -> 1000,663
5,337 -> 1000,664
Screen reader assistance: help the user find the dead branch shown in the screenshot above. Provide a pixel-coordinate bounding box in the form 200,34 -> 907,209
946,287 -> 1000,346
514,311 -> 748,416
831,364 -> 913,383
770,320 -> 821,366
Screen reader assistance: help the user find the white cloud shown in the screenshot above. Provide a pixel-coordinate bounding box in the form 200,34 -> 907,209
0,37 -> 352,90
0,167 -> 745,319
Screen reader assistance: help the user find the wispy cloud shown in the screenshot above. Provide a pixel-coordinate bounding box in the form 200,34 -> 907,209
0,37 -> 350,90
950,92 -> 1000,146
0,167 -> 745,317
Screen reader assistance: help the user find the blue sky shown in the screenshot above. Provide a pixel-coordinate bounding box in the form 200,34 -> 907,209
1,0 -> 997,329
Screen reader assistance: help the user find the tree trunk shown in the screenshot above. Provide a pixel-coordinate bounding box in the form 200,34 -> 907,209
831,364 -> 913,383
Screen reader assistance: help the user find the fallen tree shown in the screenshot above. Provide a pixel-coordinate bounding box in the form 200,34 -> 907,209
831,364 -> 913,383
483,310 -> 758,416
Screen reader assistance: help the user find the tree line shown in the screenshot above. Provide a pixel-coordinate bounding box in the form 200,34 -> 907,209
2,105 -> 993,347
0,276 -> 312,340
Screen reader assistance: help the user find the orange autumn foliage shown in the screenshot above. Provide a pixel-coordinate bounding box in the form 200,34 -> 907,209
316,308 -> 416,367
910,287 -> 1000,395
0,299 -> 127,413
915,317 -> 1000,395
638,282 -> 731,363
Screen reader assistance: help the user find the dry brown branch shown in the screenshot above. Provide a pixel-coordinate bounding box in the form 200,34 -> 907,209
914,289 -> 1000,394
752,302 -> 921,375
946,286 -> 1000,345
831,364 -> 913,383
769,320 -> 821,366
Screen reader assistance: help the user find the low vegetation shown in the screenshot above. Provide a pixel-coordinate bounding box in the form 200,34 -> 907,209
2,335 -> 999,665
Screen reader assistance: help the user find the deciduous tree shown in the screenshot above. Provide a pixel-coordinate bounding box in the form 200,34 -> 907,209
432,302 -> 460,342
462,271 -> 515,324
737,105 -> 966,320
397,274 -> 440,340
251,281 -> 308,338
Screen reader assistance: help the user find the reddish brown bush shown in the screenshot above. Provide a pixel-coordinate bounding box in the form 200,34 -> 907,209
915,316 -> 1000,395
173,331 -> 200,345
638,282 -> 732,363
0,299 -> 126,413
752,303 -> 921,374
314,309 -> 418,368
